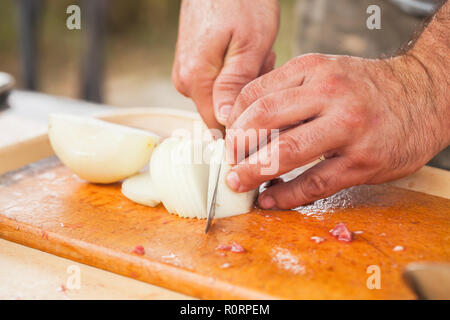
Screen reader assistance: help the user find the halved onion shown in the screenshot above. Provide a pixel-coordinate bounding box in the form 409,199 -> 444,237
150,137 -> 210,218
121,172 -> 160,207
150,137 -> 256,219
48,114 -> 160,183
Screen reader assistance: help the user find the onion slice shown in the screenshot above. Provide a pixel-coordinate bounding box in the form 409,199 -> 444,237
121,172 -> 161,207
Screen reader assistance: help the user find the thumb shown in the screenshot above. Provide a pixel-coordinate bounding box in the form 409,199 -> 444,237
213,50 -> 269,125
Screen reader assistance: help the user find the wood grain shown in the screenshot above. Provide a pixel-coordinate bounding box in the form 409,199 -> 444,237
0,157 -> 449,299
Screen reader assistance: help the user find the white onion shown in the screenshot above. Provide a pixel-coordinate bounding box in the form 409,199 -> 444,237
207,139 -> 257,218
121,172 -> 160,207
150,137 -> 257,219
48,114 -> 160,183
150,137 -> 210,218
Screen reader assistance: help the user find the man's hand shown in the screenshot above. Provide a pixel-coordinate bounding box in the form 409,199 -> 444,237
224,52 -> 449,209
172,0 -> 279,130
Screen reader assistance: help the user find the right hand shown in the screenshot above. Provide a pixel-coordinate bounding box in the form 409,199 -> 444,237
172,0 -> 280,130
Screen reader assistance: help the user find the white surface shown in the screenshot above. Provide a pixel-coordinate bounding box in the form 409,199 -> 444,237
0,239 -> 192,300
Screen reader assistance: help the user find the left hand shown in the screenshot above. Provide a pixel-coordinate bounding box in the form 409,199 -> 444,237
224,53 -> 449,209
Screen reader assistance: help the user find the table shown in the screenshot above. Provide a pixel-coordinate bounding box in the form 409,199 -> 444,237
0,90 -> 448,299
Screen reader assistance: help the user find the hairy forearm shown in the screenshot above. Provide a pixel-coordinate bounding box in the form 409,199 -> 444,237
407,1 -> 450,145
382,1 -> 450,157
366,2 -> 450,170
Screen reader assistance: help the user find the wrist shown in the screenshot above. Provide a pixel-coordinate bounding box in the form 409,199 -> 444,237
392,53 -> 449,146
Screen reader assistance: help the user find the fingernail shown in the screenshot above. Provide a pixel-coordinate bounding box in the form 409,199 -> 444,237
226,171 -> 240,191
260,194 -> 276,209
218,104 -> 232,121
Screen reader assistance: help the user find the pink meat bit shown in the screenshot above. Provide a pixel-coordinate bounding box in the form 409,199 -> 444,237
57,284 -> 67,293
216,242 -> 246,253
329,222 -> 353,242
132,245 -> 145,255
231,242 -> 246,253
216,244 -> 232,251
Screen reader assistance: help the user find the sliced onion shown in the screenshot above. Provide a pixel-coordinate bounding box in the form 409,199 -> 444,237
207,139 -> 257,219
150,137 -> 256,219
49,114 -> 160,183
121,172 -> 160,207
150,137 -> 210,218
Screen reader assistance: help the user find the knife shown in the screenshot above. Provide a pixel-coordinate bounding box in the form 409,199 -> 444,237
403,262 -> 450,299
205,161 -> 221,233
205,142 -> 225,234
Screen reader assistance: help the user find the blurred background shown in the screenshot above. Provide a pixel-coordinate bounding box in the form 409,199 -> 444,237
0,0 -> 447,168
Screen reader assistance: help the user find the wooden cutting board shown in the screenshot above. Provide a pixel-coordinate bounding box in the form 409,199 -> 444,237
0,156 -> 449,299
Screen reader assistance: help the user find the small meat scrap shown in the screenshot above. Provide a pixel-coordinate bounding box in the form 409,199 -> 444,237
216,244 -> 232,251
132,245 -> 145,255
57,284 -> 67,293
329,222 -> 353,242
310,236 -> 326,244
230,242 -> 246,253
393,245 -> 404,252
216,242 -> 246,253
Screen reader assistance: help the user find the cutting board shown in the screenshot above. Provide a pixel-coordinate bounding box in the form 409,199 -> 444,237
0,108 -> 449,299
0,156 -> 449,299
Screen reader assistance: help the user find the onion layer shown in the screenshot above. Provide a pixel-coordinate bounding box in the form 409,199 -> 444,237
151,137 -> 257,219
122,172 -> 161,207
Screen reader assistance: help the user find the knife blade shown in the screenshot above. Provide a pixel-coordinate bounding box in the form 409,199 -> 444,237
205,141 -> 225,234
403,262 -> 450,299
205,161 -> 222,234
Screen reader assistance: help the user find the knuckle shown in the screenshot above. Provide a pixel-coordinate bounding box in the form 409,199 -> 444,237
300,173 -> 328,200
215,70 -> 255,91
290,53 -> 326,69
337,104 -> 367,133
318,74 -> 347,96
302,53 -> 326,65
252,97 -> 274,126
171,73 -> 186,94
240,81 -> 263,105
173,63 -> 200,95
349,147 -> 382,169
279,134 -> 302,163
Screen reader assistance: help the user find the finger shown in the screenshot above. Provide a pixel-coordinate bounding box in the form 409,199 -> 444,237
225,116 -> 350,192
227,84 -> 324,148
227,53 -> 325,127
190,80 -> 224,131
258,157 -> 368,209
226,85 -> 324,163
172,58 -> 225,131
259,51 -> 276,76
172,28 -> 231,130
213,49 -> 269,125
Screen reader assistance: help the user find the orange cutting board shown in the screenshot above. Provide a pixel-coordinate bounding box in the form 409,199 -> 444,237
0,157 -> 449,299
